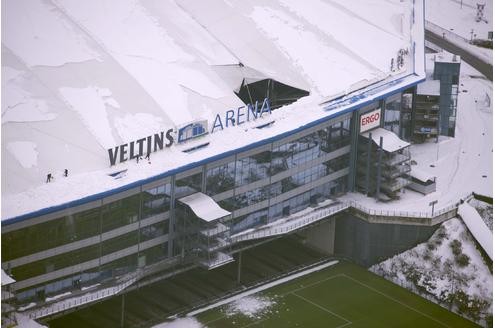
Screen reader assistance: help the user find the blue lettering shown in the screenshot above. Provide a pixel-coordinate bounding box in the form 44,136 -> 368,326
237,106 -> 246,125
225,110 -> 235,127
247,102 -> 258,121
260,98 -> 271,117
211,114 -> 224,133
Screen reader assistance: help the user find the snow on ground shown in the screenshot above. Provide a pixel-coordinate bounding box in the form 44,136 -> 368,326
224,295 -> 275,319
188,260 -> 338,317
13,313 -> 47,328
6,142 -> 38,169
151,317 -> 203,328
426,0 -> 492,41
370,217 -> 492,325
426,0 -> 493,64
342,58 -> 492,213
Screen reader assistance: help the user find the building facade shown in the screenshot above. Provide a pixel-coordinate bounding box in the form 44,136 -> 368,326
1,0 -> 431,322
2,85 -> 429,309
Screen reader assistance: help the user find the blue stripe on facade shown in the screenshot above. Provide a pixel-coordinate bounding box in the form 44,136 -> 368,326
2,75 -> 424,226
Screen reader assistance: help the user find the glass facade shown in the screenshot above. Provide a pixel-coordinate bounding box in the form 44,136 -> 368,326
384,94 -> 401,136
206,162 -> 235,196
2,115 -> 352,305
236,151 -> 271,186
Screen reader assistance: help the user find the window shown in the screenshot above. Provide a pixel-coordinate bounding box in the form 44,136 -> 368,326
206,162 -> 235,195
142,183 -> 171,219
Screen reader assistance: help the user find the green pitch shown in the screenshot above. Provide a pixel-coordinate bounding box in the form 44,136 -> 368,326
195,261 -> 479,328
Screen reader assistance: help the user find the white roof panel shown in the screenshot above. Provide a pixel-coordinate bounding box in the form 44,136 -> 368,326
410,167 -> 436,183
362,127 -> 410,153
178,192 -> 231,222
416,80 -> 440,96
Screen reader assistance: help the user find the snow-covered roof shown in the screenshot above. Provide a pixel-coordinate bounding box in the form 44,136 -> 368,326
2,0 -> 425,222
416,80 -> 440,96
178,193 -> 231,222
361,127 -> 410,153
434,52 -> 461,64
409,167 -> 435,183
416,80 -> 441,96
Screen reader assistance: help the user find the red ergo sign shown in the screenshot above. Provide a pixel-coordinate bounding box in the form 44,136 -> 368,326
360,108 -> 381,133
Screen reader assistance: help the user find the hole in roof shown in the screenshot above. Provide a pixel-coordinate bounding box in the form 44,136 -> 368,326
235,78 -> 309,110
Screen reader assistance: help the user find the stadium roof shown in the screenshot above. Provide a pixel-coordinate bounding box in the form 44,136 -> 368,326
2,0 -> 425,222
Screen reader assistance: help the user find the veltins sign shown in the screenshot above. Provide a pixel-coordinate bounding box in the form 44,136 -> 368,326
359,108 -> 381,133
107,98 -> 271,166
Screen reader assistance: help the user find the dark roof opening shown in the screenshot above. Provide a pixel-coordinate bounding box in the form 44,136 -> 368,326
235,78 -> 309,110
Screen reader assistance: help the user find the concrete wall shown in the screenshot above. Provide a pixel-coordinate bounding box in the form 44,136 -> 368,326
333,213 -> 438,267
298,218 -> 336,255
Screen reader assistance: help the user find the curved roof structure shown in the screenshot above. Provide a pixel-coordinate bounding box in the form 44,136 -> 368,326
2,0 -> 425,222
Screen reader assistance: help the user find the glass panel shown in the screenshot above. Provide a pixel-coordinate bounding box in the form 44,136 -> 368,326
142,183 -> 171,219
101,231 -> 139,256
139,243 -> 168,266
101,194 -> 140,233
11,245 -> 100,281
384,96 -> 401,135
231,208 -> 268,233
205,161 -> 235,196
140,220 -> 169,242
235,151 -> 271,186
175,172 -> 202,198
3,207 -> 101,261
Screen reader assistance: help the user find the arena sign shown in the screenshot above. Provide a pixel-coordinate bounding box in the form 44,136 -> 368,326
176,98 -> 271,143
108,98 -> 271,166
359,108 -> 381,133
210,98 -> 271,133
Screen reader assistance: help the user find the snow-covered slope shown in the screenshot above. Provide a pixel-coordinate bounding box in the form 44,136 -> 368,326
2,0 -> 424,220
371,217 -> 492,326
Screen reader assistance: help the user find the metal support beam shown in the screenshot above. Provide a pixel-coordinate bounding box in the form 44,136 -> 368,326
237,251 -> 242,284
120,293 -> 125,328
348,111 -> 360,192
376,136 -> 383,199
365,132 -> 372,195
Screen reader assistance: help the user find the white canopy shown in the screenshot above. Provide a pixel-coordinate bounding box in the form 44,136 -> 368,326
361,128 -> 410,153
2,269 -> 16,286
178,192 -> 231,222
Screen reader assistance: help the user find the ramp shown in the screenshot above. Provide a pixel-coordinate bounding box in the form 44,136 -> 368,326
458,203 -> 493,260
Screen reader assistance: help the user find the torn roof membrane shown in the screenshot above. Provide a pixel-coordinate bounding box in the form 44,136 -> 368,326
2,0 -> 425,221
